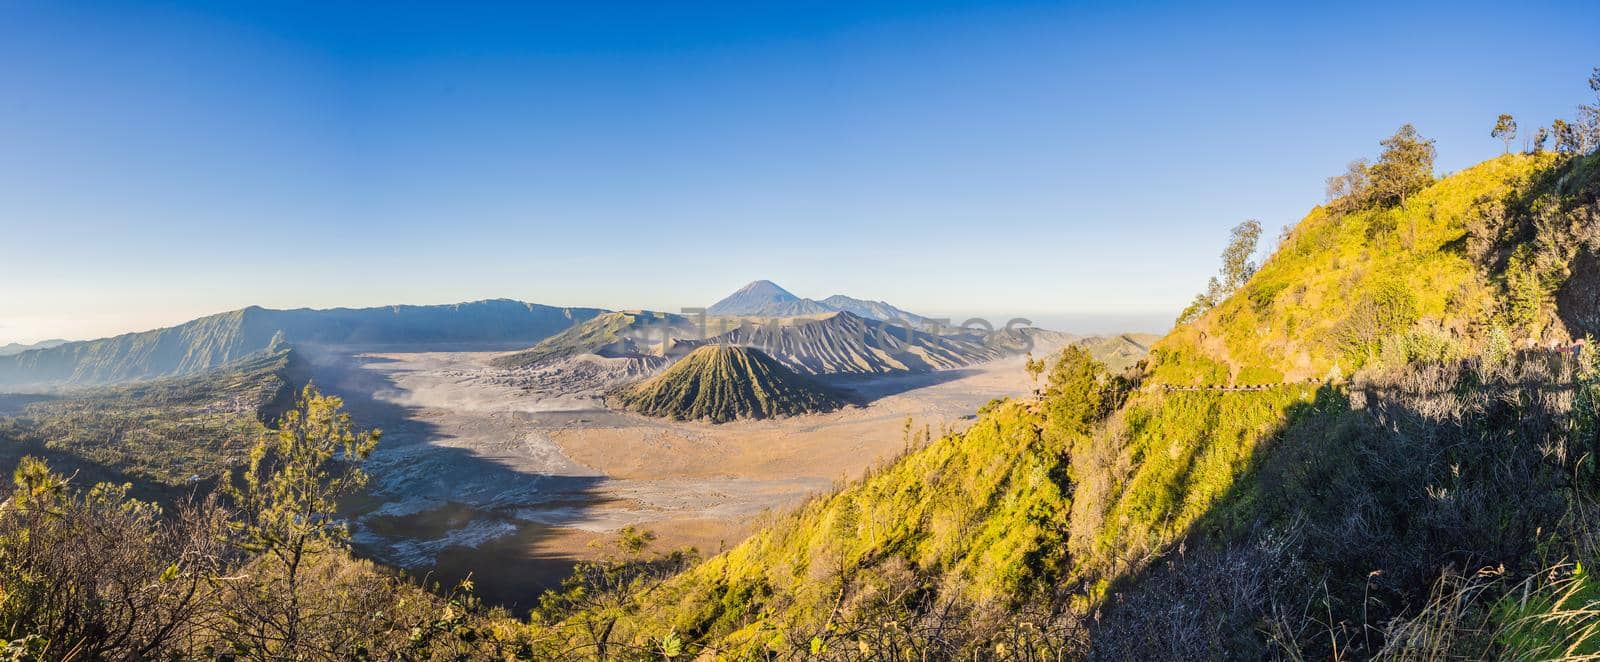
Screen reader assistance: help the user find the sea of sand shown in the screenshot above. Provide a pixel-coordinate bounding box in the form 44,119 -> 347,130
303,347 -> 1043,610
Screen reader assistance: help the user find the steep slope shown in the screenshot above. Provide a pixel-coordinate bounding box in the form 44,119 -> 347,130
563,347 -> 1112,657
0,300 -> 602,387
706,280 -> 834,317
490,310 -> 698,368
1149,153 -> 1584,386
697,311 -> 1009,375
542,151 -> 1600,658
609,345 -> 845,423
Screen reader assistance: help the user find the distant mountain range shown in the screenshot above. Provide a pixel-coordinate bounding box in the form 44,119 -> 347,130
0,281 -> 1115,390
0,300 -> 603,388
0,339 -> 69,357
705,280 -> 928,324
691,311 -> 1006,375
493,308 -> 1012,376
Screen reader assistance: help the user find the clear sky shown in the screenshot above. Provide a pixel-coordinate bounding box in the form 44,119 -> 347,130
2,0 -> 1597,343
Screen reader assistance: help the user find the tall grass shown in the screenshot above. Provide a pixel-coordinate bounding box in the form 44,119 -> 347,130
1380,564 -> 1600,661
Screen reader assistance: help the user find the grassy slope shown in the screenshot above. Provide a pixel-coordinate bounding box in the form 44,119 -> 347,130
1152,153 -> 1562,386
563,152 -> 1599,656
628,399 -> 1072,649
611,345 -> 844,423
1075,153 -> 1591,597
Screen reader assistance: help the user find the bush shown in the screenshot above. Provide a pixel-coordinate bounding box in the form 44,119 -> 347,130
1332,279 -> 1421,365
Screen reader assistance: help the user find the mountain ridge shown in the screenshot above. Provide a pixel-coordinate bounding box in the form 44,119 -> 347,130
690,310 -> 1011,375
0,339 -> 69,357
0,299 -> 604,388
548,149 -> 1600,658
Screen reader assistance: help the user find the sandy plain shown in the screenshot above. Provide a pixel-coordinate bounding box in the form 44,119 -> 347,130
305,347 -> 1043,610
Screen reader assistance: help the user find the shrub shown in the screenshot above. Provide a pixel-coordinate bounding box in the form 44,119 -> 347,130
1332,279 -> 1421,365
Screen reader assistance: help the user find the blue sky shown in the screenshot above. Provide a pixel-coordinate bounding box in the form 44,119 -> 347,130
2,0 -> 1597,342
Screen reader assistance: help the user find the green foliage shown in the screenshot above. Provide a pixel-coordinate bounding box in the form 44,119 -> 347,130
1377,325 -> 1458,367
0,348 -> 300,488
1332,277 -> 1421,366
1221,219 -> 1264,291
1503,248 -> 1546,329
1324,124 -> 1437,213
1381,564 -> 1600,660
1246,279 -> 1289,315
219,384 -> 386,656
227,384 -> 379,554
1554,118 -> 1583,153
1177,220 -> 1262,325
0,389 -> 541,660
1071,386 -> 1312,589
1489,565 -> 1600,659
533,528 -> 699,659
1494,113 -> 1519,154
1152,152 -> 1569,385
0,456 -> 228,659
1368,124 -> 1438,208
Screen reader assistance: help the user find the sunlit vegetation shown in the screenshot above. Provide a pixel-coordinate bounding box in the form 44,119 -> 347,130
0,348 -> 303,489
526,77 -> 1600,657
512,346 -> 1114,658
5,68 -> 1600,661
0,386 -> 541,659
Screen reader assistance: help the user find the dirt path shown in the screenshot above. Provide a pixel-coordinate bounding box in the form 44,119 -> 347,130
303,347 -> 1039,610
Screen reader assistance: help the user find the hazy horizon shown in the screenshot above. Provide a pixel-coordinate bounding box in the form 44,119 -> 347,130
0,284 -> 1177,345
4,0 -> 1597,344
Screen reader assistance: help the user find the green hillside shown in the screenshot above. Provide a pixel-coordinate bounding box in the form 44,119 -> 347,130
5,117 -> 1598,661
609,345 -> 845,423
1151,151 -> 1598,386
527,147 -> 1600,658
